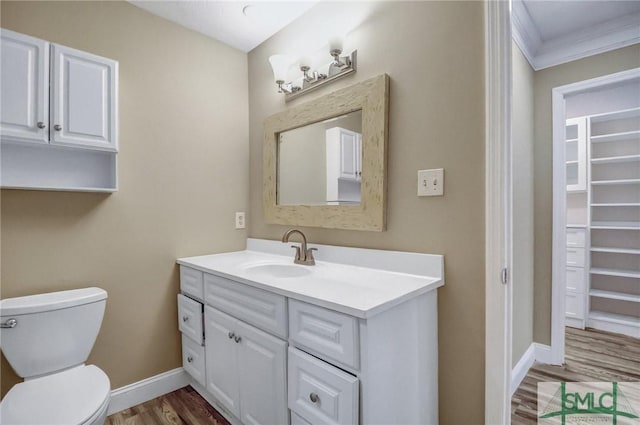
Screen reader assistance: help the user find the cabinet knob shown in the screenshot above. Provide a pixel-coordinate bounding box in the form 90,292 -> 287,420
182,315 -> 189,322
37,122 -> 46,129
309,392 -> 319,403
54,124 -> 62,131
234,335 -> 242,343
228,331 -> 235,339
187,356 -> 193,363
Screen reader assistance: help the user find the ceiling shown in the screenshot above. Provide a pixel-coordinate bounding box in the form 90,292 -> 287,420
513,0 -> 640,70
129,1 -> 318,52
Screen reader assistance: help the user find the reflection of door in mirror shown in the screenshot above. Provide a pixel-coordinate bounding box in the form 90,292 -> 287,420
326,127 -> 362,204
276,110 -> 362,206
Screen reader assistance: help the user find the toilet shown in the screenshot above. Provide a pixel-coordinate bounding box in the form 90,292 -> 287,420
0,287 -> 111,425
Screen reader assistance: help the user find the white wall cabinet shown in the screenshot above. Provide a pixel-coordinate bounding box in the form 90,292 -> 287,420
51,44 -> 117,151
0,29 -> 49,144
566,117 -> 587,192
0,28 -> 118,192
326,127 -> 362,203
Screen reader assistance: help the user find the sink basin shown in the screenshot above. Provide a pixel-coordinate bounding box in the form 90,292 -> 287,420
243,262 -> 313,278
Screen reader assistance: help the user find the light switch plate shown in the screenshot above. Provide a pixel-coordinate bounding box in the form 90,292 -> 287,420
417,169 -> 444,196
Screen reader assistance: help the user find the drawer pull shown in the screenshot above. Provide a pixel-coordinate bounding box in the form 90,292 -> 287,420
309,392 -> 320,403
182,315 -> 189,322
187,356 -> 193,363
228,331 -> 235,339
234,335 -> 242,343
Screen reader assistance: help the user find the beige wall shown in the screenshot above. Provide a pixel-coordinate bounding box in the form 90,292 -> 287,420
0,1 -> 249,396
511,42 -> 535,366
532,44 -> 640,344
248,2 -> 485,424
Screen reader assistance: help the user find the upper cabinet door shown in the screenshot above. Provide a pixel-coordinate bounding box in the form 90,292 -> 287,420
339,129 -> 359,180
51,44 -> 117,152
0,29 -> 49,144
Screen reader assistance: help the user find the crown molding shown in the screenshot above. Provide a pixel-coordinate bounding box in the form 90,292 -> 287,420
512,1 -> 640,71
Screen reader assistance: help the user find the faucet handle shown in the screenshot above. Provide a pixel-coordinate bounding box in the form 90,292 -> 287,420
305,248 -> 318,264
290,245 -> 302,261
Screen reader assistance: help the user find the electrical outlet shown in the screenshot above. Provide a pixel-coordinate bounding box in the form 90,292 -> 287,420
235,212 -> 245,229
417,169 -> 444,196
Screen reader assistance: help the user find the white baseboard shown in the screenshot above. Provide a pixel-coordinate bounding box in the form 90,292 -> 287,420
107,367 -> 189,415
534,343 -> 552,364
510,343 -> 553,396
510,344 -> 536,396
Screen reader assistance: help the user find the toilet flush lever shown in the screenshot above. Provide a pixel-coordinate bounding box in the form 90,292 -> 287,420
1,318 -> 17,328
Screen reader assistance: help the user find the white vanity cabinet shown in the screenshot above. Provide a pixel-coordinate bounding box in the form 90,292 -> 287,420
326,127 -> 362,182
178,240 -> 443,425
0,28 -> 118,192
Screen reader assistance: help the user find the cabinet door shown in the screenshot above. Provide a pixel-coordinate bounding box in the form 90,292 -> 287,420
566,117 -> 586,192
356,133 -> 362,181
204,306 -> 240,418
51,44 -> 117,151
0,29 -> 49,144
237,320 -> 288,425
339,130 -> 359,180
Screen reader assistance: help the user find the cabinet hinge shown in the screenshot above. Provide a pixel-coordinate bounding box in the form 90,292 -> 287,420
501,268 -> 508,285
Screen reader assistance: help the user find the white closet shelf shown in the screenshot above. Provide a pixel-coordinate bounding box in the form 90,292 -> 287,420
590,290 -> 640,303
566,160 -> 579,165
591,247 -> 640,255
591,221 -> 640,230
587,311 -> 640,338
591,154 -> 640,164
589,106 -> 640,123
590,130 -> 640,143
590,268 -> 640,279
591,178 -> 640,186
591,203 -> 640,207
566,138 -> 579,143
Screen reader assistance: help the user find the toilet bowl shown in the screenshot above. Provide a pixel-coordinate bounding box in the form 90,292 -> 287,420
0,288 -> 111,425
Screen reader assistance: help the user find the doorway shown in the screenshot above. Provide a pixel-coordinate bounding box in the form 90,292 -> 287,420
551,68 -> 640,362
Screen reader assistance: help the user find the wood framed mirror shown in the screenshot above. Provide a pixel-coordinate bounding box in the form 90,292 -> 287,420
263,74 -> 389,231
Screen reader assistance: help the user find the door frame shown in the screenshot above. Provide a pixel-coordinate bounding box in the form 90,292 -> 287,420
550,67 -> 640,364
484,0 -> 513,423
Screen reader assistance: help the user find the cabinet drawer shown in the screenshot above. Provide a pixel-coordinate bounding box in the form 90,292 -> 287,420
566,292 -> 585,320
292,411 -> 312,425
566,248 -> 585,267
566,228 -> 586,248
204,273 -> 287,338
182,334 -> 205,387
180,266 -> 204,300
566,267 -> 586,293
178,294 -> 203,344
288,348 -> 359,425
289,299 -> 359,370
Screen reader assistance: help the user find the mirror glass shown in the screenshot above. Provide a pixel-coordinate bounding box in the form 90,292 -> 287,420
277,110 -> 362,206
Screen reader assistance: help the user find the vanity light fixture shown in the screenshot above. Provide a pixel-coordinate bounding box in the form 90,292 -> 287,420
268,40 -> 357,102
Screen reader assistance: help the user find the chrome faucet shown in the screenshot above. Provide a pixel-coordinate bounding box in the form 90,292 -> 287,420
281,229 -> 317,266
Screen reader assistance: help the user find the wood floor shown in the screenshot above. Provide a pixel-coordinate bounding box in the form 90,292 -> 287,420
106,386 -> 231,425
511,327 -> 640,425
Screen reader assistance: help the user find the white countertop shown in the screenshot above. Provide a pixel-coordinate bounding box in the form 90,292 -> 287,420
177,239 -> 444,318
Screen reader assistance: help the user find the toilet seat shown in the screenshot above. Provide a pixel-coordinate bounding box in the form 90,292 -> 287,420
0,365 -> 110,425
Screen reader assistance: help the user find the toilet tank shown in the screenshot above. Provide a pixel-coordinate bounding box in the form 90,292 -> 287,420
0,287 -> 107,379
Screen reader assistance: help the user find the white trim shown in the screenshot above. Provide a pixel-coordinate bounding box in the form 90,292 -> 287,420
534,343 -> 552,364
484,1 -> 512,424
107,367 -> 189,415
512,2 -> 640,71
510,343 -> 553,396
510,343 -> 536,397
550,67 -> 640,366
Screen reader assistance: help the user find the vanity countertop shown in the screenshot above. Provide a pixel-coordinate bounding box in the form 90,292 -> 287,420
177,239 -> 444,318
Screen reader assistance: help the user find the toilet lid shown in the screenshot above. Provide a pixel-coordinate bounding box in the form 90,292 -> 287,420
0,365 -> 110,425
